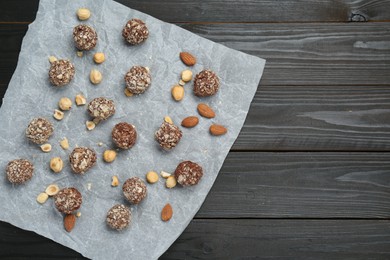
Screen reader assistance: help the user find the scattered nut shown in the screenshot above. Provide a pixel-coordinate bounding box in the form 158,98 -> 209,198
37,192 -> 49,204
86,121 -> 96,131
178,79 -> 186,86
124,88 -> 133,97
58,97 -> 72,111
210,124 -> 228,136
103,150 -> 117,163
90,69 -> 102,84
40,143 -> 52,153
64,214 -> 76,232
75,94 -> 86,106
171,85 -> 184,101
76,51 -> 83,57
161,171 -> 171,179
111,175 -> 119,187
60,137 -> 69,150
93,53 -> 105,64
98,142 -> 103,147
53,109 -> 64,121
50,157 -> 63,173
166,176 -> 177,188
49,56 -> 57,63
164,116 -> 173,124
146,171 -> 159,184
77,8 -> 91,21
87,183 -> 92,191
180,52 -> 196,66
45,184 -> 60,196
181,70 -> 193,82
181,116 -> 199,128
76,212 -> 82,217
161,203 -> 173,222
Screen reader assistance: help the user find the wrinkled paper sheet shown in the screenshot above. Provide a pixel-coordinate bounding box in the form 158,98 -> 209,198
0,0 -> 265,259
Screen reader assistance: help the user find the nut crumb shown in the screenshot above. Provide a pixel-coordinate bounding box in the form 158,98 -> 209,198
76,51 -> 83,57
164,116 -> 173,124
161,171 -> 171,178
49,56 -> 57,63
75,94 -> 86,106
86,121 -> 95,131
60,138 -> 69,150
40,143 -> 52,153
76,212 -> 82,217
124,88 -> 133,97
37,192 -> 49,204
45,184 -> 60,196
111,175 -> 119,187
87,183 -> 92,191
53,109 -> 64,121
98,142 -> 103,146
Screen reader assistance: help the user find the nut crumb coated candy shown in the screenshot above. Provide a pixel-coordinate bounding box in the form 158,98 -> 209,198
122,19 -> 149,45
25,118 -> 54,144
155,122 -> 182,150
73,24 -> 98,51
174,161 -> 203,186
122,177 -> 147,204
193,69 -> 220,97
106,204 -> 131,230
54,187 -> 82,214
112,122 -> 137,149
6,159 -> 34,184
69,147 -> 97,174
49,59 -> 75,86
124,66 -> 151,95
87,97 -> 115,120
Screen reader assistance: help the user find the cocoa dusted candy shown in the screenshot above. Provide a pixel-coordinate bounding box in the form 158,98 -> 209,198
122,177 -> 147,204
174,161 -> 203,186
49,59 -> 75,86
122,19 -> 149,45
6,159 -> 34,184
54,187 -> 82,214
112,122 -> 137,149
193,69 -> 220,97
87,97 -> 115,121
69,147 -> 97,174
155,122 -> 182,150
73,24 -> 98,51
124,66 -> 151,95
25,118 -> 54,144
106,204 -> 131,231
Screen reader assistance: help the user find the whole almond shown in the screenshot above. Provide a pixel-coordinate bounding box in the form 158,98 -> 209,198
210,124 -> 227,136
64,214 -> 76,232
161,203 -> 173,222
181,116 -> 199,128
180,52 -> 196,66
197,103 -> 215,118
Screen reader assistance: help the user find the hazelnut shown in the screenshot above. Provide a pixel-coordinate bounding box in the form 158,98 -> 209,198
50,157 -> 63,173
93,53 -> 105,64
124,88 -> 133,97
90,69 -> 102,84
111,175 -> 119,187
58,97 -> 72,111
37,193 -> 49,204
49,56 -> 57,63
166,176 -> 177,188
40,143 -> 52,153
164,116 -> 173,124
53,109 -> 64,121
103,150 -> 117,163
75,94 -> 86,106
76,212 -> 82,217
45,184 -> 60,196
171,85 -> 184,101
181,70 -> 193,82
86,121 -> 96,131
60,137 -> 69,150
146,171 -> 159,184
77,8 -> 91,21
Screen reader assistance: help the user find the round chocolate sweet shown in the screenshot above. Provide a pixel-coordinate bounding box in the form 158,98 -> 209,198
193,69 -> 220,97
122,177 -> 147,204
106,204 -> 131,231
69,147 -> 97,174
87,97 -> 115,120
122,19 -> 149,45
73,24 -> 98,51
49,59 -> 75,86
112,122 -> 137,149
6,159 -> 34,184
155,122 -> 182,150
124,66 -> 151,95
54,187 -> 82,214
25,118 -> 54,144
174,161 -> 203,186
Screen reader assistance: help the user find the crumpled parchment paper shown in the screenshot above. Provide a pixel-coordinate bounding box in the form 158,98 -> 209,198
0,0 -> 265,259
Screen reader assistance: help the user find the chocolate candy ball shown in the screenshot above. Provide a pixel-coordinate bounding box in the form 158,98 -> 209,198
106,204 -> 131,230
73,24 -> 98,51
49,59 -> 75,86
122,19 -> 149,45
122,177 -> 147,204
6,159 -> 34,184
54,187 -> 82,214
174,161 -> 203,186
193,69 -> 220,97
25,118 -> 54,144
112,122 -> 137,149
69,147 -> 97,174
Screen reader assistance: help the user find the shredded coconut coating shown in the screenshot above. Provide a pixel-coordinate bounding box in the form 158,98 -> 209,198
122,19 -> 149,45
122,177 -> 147,204
87,97 -> 115,120
25,117 -> 54,144
124,66 -> 151,94
48,59 -> 75,86
174,161 -> 203,186
54,187 -> 82,214
193,69 -> 220,97
106,204 -> 131,230
112,122 -> 137,149
6,159 -> 34,184
73,24 -> 98,51
155,122 -> 182,150
69,147 -> 97,174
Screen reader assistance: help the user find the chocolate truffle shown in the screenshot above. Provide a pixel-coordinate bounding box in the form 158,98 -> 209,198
124,66 -> 151,95
25,117 -> 54,144
106,204 -> 131,230
193,69 -> 220,97
69,147 -> 97,174
155,122 -> 182,150
122,177 -> 147,204
87,97 -> 115,120
6,159 -> 34,184
122,19 -> 149,45
73,24 -> 98,51
49,59 -> 75,86
112,122 -> 137,149
54,187 -> 82,214
174,161 -> 203,186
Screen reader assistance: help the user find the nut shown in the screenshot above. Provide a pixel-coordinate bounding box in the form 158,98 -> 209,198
210,124 -> 227,136
93,53 -> 105,64
180,52 -> 196,66
90,69 -> 102,84
98,142 -> 103,147
64,214 -> 76,232
164,116 -> 173,124
171,85 -> 184,101
166,176 -> 177,188
103,150 -> 117,163
58,97 -> 72,111
181,70 -> 193,82
50,157 -> 63,173
60,137 -> 69,150
160,171 -> 171,179
161,203 -> 173,222
146,171 -> 159,184
76,51 -> 83,57
53,109 -> 64,121
40,143 -> 52,153
111,175 -> 119,187
49,56 -> 57,63
178,79 -> 186,86
181,116 -> 199,128
45,184 -> 60,196
197,103 -> 215,118
87,183 -> 92,191
75,94 -> 86,106
76,212 -> 82,217
86,121 -> 95,131
37,192 -> 49,204
77,8 -> 91,21
124,88 -> 133,97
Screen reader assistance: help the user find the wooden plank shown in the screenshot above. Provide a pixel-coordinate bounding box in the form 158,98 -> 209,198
1,0 -> 390,23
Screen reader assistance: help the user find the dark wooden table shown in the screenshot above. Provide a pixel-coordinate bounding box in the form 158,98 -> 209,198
1,0 -> 390,259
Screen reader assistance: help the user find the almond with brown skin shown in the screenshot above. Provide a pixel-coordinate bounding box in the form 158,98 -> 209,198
181,116 -> 199,128
180,52 -> 196,66
210,124 -> 227,136
197,103 -> 215,118
64,214 -> 76,232
161,203 -> 173,222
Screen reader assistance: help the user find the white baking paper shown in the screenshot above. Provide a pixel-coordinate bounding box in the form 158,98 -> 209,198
0,0 -> 265,259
